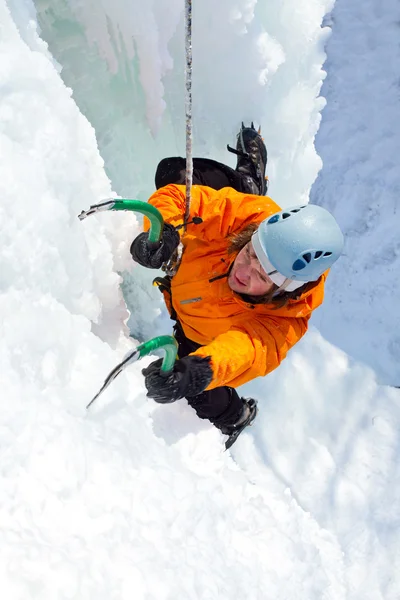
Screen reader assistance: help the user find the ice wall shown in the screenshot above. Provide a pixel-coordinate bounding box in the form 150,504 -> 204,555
2,2 -> 400,598
311,0 -> 400,385
33,0 -> 333,205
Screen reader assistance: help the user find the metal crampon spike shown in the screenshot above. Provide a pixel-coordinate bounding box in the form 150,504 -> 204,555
239,127 -> 245,154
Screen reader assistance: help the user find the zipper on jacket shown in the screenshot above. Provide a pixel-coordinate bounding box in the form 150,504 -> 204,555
209,261 -> 233,283
209,272 -> 229,283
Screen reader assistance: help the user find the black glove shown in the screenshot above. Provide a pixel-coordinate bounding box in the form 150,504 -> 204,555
130,223 -> 180,269
142,355 -> 213,404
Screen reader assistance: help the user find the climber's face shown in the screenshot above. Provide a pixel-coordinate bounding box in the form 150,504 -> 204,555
228,242 -> 275,296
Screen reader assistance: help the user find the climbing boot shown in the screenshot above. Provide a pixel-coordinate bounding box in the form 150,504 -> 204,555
218,398 -> 258,450
227,122 -> 268,195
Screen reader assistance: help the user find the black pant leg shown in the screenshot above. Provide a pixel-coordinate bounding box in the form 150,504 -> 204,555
155,156 -> 256,194
186,387 -> 244,427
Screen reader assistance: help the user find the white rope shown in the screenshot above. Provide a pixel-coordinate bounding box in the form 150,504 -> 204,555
184,0 -> 193,231
164,0 -> 192,276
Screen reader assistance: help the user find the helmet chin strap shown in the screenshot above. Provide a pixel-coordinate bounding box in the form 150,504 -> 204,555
272,277 -> 309,295
272,278 -> 292,297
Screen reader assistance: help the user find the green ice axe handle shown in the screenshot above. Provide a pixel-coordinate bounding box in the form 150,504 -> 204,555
112,200 -> 163,244
137,335 -> 178,375
78,199 -> 164,244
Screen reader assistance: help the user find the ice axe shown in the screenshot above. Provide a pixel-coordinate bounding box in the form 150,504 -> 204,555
78,198 -> 164,248
86,335 -> 178,409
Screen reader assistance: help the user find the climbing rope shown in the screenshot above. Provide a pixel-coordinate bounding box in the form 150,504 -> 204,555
184,0 -> 193,231
162,0 -> 193,277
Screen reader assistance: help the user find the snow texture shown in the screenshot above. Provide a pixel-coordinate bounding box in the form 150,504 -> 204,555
310,0 -> 400,386
1,0 -> 399,598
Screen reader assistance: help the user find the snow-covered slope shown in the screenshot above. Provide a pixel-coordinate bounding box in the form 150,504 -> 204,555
311,0 -> 400,386
1,0 -> 400,598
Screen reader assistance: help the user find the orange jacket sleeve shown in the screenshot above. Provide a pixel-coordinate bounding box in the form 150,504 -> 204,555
191,315 -> 309,390
144,184 -> 280,238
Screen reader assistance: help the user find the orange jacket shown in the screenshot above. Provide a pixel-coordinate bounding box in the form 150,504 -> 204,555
145,184 -> 325,390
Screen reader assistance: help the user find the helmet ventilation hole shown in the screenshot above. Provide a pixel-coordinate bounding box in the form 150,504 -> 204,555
292,259 -> 306,271
268,206 -> 307,225
302,252 -> 312,263
323,251 -> 332,257
314,251 -> 323,259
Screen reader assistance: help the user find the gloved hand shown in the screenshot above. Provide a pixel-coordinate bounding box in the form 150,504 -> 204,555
142,355 -> 213,403
130,223 -> 180,269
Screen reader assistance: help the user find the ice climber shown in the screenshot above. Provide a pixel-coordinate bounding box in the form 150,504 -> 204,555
130,124 -> 344,448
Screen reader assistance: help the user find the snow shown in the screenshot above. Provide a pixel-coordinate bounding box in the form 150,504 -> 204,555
310,0 -> 400,386
1,0 -> 399,598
